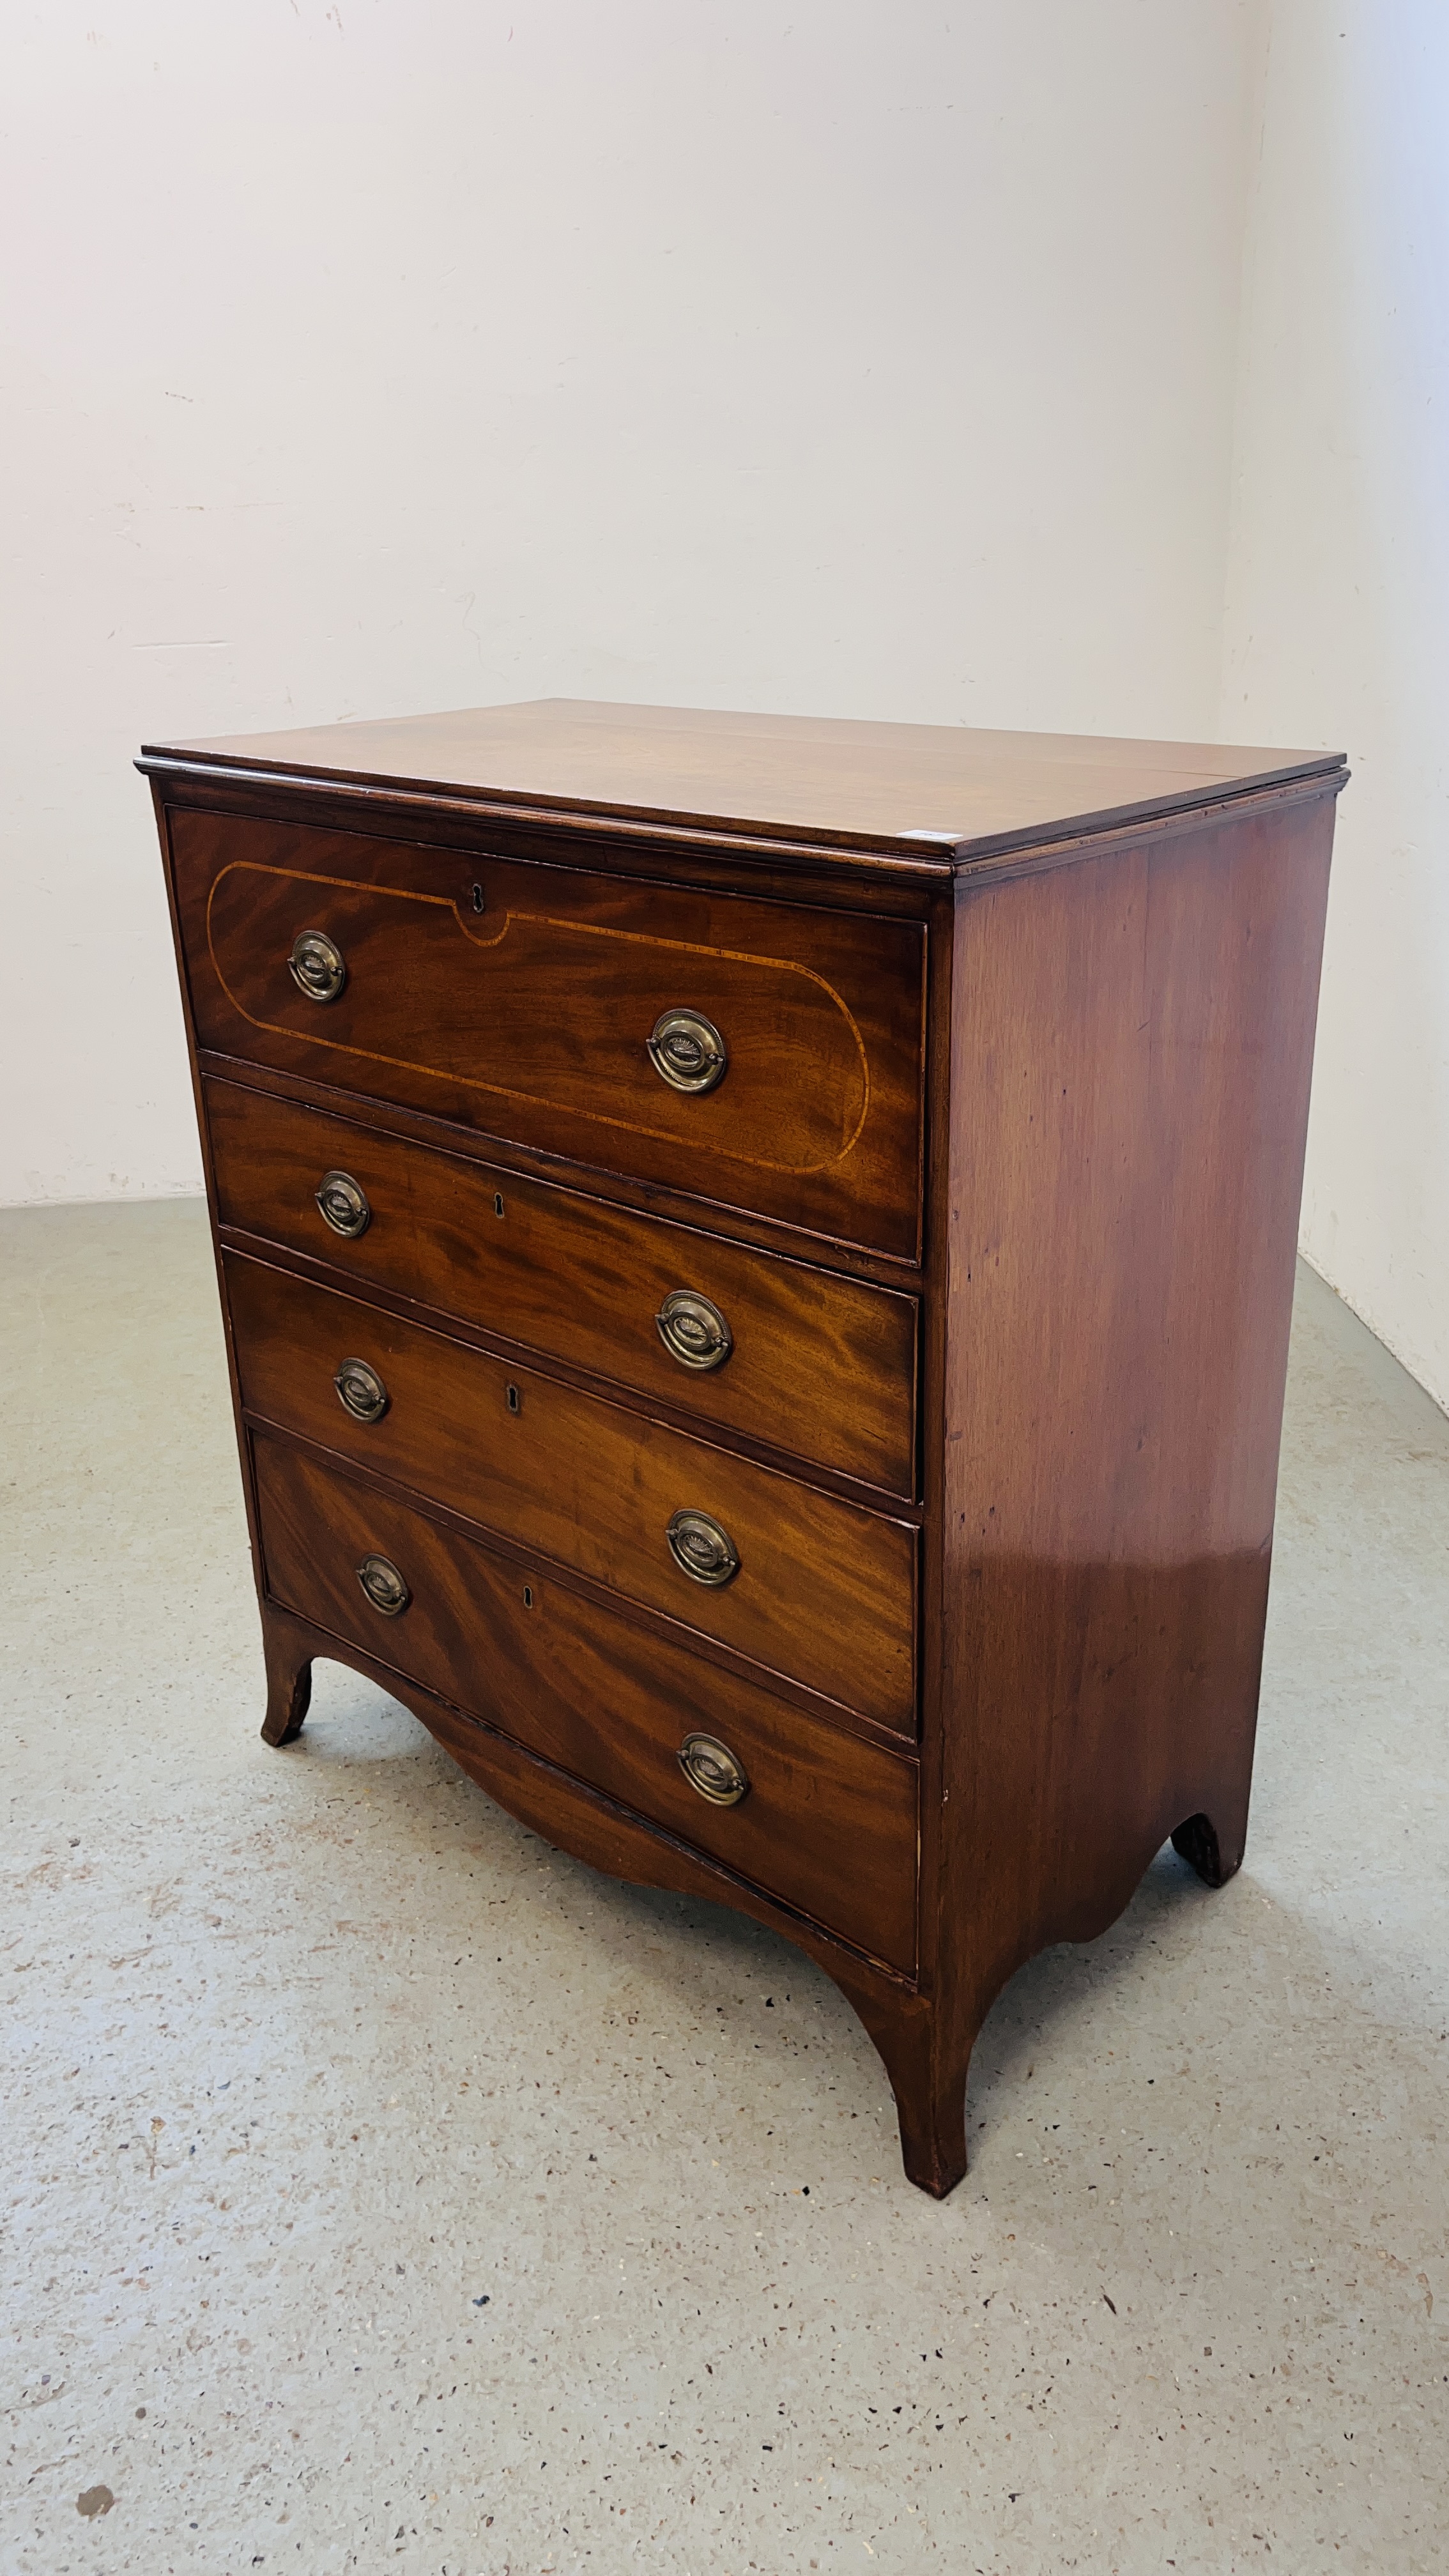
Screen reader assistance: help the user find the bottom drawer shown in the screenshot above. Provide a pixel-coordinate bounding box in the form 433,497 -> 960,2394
253,1433 -> 919,1974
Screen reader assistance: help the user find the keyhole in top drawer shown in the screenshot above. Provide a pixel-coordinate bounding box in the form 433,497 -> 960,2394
523,1584 -> 534,1609
506,1383 -> 521,1414
493,1192 -> 505,1218
471,882 -> 486,913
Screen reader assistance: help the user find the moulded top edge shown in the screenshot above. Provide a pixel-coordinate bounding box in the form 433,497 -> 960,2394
137,697 -> 1347,871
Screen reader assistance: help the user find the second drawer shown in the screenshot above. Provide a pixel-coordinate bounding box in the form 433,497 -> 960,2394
226,1254 -> 917,1733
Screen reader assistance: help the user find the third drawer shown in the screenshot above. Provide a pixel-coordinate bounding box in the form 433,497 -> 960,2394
226,1252 -> 917,1733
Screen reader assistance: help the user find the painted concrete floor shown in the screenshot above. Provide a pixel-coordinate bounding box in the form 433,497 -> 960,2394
2,1200 -> 1446,2576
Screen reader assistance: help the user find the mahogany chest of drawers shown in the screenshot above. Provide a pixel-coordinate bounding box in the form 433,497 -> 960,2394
142,699 -> 1344,2195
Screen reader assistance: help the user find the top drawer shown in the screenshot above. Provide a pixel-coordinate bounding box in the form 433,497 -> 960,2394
167,809 -> 926,1260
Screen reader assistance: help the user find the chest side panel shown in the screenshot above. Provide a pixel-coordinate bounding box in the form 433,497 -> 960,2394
937,792 -> 1338,1998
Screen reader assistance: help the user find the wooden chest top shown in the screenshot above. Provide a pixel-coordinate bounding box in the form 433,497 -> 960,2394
144,696 -> 1342,864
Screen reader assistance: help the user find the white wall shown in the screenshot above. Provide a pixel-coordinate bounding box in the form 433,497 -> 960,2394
2,1 -> 1261,1205
19,5 -> 1443,1419
1220,1 -> 1449,1411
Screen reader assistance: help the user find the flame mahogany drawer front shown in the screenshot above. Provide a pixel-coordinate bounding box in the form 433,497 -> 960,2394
252,1432 -> 919,1975
204,1078 -> 918,1498
171,808 -> 926,1260
224,1252 -> 917,1735
146,695 -> 1344,2196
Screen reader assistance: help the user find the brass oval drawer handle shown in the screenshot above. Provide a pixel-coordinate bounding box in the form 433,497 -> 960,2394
677,1731 -> 750,1807
334,1356 -> 389,1425
288,928 -> 347,1003
656,1288 -> 733,1374
356,1552 -> 409,1616
315,1169 -> 371,1239
647,1008 -> 727,1096
666,1507 -> 740,1588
